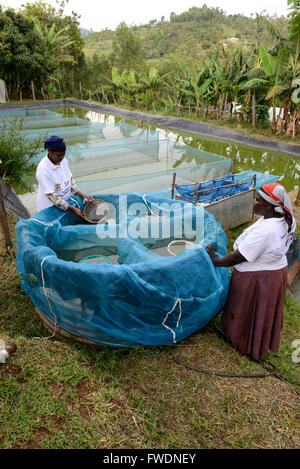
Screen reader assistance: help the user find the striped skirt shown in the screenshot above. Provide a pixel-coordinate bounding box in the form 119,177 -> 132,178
221,266 -> 288,361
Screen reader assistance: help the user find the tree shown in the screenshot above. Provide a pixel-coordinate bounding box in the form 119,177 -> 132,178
0,118 -> 44,191
111,66 -> 141,104
0,7 -> 53,99
287,0 -> 300,82
112,22 -> 145,71
136,67 -> 173,110
21,0 -> 84,63
21,0 -> 85,95
33,18 -> 76,65
0,117 -> 44,249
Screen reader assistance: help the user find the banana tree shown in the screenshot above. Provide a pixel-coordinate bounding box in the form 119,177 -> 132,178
240,77 -> 269,129
111,67 -> 142,104
33,18 -> 76,64
260,45 -> 290,131
33,17 -> 77,93
191,77 -> 212,117
175,62 -> 213,118
286,0 -> 300,135
218,46 -> 259,122
239,53 -> 269,129
288,0 -> 300,80
136,67 -> 173,111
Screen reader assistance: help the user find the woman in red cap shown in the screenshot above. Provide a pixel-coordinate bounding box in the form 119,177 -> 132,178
206,183 -> 296,361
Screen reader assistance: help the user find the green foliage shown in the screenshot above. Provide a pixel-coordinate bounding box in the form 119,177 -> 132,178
0,7 -> 54,99
0,2 -> 299,135
22,0 -> 84,62
33,17 -> 76,64
0,118 -> 44,191
112,22 -> 146,71
287,0 -> 300,78
0,1 -> 85,99
85,6 -> 287,60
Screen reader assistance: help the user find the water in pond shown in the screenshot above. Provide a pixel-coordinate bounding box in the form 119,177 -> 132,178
1,105 -> 298,214
57,106 -> 299,192
54,233 -> 197,264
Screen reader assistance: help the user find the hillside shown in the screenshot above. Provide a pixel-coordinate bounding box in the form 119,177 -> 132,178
84,5 -> 288,60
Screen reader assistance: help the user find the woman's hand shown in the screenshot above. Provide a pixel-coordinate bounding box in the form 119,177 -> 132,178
74,189 -> 94,203
205,244 -> 246,268
205,243 -> 217,264
68,205 -> 86,221
82,194 -> 94,202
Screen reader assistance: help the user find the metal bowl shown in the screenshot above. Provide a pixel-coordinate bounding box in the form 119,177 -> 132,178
83,199 -> 109,224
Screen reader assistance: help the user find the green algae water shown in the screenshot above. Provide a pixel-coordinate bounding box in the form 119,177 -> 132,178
152,127 -> 299,193
57,105 -> 299,192
8,105 -> 299,193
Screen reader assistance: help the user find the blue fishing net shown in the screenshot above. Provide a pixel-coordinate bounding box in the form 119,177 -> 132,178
0,107 -> 233,197
175,170 -> 279,204
175,173 -> 260,204
15,193 -> 230,347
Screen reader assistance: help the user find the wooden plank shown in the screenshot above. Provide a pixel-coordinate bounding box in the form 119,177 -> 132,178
171,173 -> 176,200
0,196 -> 12,249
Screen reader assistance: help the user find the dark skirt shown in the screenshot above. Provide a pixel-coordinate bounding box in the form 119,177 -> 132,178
221,266 -> 288,361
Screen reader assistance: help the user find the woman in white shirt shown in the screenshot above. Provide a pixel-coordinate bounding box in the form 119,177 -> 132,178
206,183 -> 296,361
36,135 -> 93,219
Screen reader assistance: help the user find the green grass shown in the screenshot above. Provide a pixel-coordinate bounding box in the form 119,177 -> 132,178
83,45 -> 112,59
0,215 -> 299,449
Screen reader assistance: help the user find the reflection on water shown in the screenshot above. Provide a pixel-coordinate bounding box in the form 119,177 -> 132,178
155,129 -> 299,192
61,106 -> 298,192
5,105 -> 299,193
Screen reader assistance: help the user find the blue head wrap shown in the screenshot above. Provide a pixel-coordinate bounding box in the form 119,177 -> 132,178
44,135 -> 66,152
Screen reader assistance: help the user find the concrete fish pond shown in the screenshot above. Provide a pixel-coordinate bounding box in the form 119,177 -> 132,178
15,193 -> 230,347
172,170 -> 278,229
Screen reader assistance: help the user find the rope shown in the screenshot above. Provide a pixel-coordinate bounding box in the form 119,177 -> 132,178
258,361 -> 300,395
142,194 -> 157,217
32,255 -> 58,341
70,196 -> 80,209
172,354 -> 269,378
162,298 -> 182,344
170,323 -> 300,392
30,218 -> 54,227
167,240 -> 194,256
